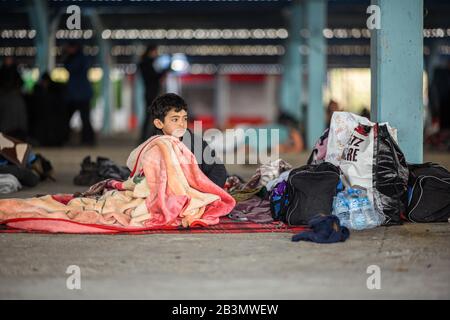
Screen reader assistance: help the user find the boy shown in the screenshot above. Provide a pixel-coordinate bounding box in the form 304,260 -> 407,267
148,93 -> 227,188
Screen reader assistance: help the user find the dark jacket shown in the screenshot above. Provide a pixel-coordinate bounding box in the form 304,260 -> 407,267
148,128 -> 227,187
139,57 -> 167,105
64,51 -> 93,102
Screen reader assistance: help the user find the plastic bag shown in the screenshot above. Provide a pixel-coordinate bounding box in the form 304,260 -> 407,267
338,122 -> 408,225
325,112 -> 397,166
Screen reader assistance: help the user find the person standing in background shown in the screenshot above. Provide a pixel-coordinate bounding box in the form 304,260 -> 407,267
63,41 -> 95,146
28,72 -> 67,146
326,99 -> 341,127
0,56 -> 28,140
138,45 -> 170,143
430,61 -> 450,132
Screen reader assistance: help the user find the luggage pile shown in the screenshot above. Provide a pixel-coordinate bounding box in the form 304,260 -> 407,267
0,132 -> 54,194
269,112 -> 450,229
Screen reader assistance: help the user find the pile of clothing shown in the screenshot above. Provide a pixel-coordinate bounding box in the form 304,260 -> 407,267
0,132 -> 54,194
266,112 -> 450,243
320,112 -> 450,227
226,159 -> 292,224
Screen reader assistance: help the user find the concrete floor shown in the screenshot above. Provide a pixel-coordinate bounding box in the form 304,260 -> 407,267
0,135 -> 449,299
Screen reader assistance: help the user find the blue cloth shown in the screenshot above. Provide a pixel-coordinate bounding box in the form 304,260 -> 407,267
27,151 -> 36,165
336,179 -> 344,192
407,186 -> 413,206
0,151 -> 36,167
292,215 -> 350,244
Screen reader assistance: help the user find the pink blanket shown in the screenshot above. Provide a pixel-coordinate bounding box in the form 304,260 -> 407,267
0,136 -> 236,233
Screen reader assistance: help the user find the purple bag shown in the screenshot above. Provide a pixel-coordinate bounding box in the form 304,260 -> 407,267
269,180 -> 289,220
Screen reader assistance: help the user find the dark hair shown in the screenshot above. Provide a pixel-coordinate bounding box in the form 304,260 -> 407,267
146,93 -> 188,138
277,111 -> 299,128
142,44 -> 158,60
150,93 -> 188,121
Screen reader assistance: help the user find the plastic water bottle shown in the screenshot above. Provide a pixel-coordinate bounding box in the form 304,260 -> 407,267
359,197 -> 375,228
361,196 -> 384,227
333,193 -> 350,228
349,196 -> 367,230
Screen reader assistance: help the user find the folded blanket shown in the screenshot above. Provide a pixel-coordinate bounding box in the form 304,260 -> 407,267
0,136 -> 236,233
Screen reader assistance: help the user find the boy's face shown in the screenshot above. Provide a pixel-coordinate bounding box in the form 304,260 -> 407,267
153,108 -> 188,138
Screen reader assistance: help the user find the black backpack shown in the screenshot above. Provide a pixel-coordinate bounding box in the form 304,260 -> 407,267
279,162 -> 340,225
406,162 -> 450,223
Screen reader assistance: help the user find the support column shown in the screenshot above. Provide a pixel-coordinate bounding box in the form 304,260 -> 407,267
306,0 -> 327,148
87,9 -> 112,135
215,73 -> 230,129
280,1 -> 304,122
131,43 -> 145,132
28,0 -> 49,74
370,0 -> 424,163
134,70 -> 145,130
47,13 -> 61,72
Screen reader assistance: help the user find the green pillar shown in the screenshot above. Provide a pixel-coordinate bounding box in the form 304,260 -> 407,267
132,43 -> 145,130
28,0 -> 49,74
48,13 -> 61,73
280,0 -> 304,122
135,71 -> 145,128
370,0 -> 424,163
306,0 -> 327,148
87,9 -> 112,135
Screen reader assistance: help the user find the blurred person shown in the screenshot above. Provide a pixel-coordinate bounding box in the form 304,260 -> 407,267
63,41 -> 95,146
326,99 -> 341,127
0,56 -> 23,90
428,60 -> 450,149
360,107 -> 370,120
28,72 -> 67,146
244,111 -> 304,155
0,56 -> 28,140
276,112 -> 305,153
139,45 -> 170,143
430,60 -> 450,131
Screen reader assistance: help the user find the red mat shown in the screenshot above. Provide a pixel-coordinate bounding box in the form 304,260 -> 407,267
0,217 -> 307,235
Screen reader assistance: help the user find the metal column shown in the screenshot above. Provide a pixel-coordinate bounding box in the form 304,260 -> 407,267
370,0 -> 424,163
279,1 -> 304,122
87,9 -> 112,135
28,0 -> 49,74
306,0 -> 327,148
